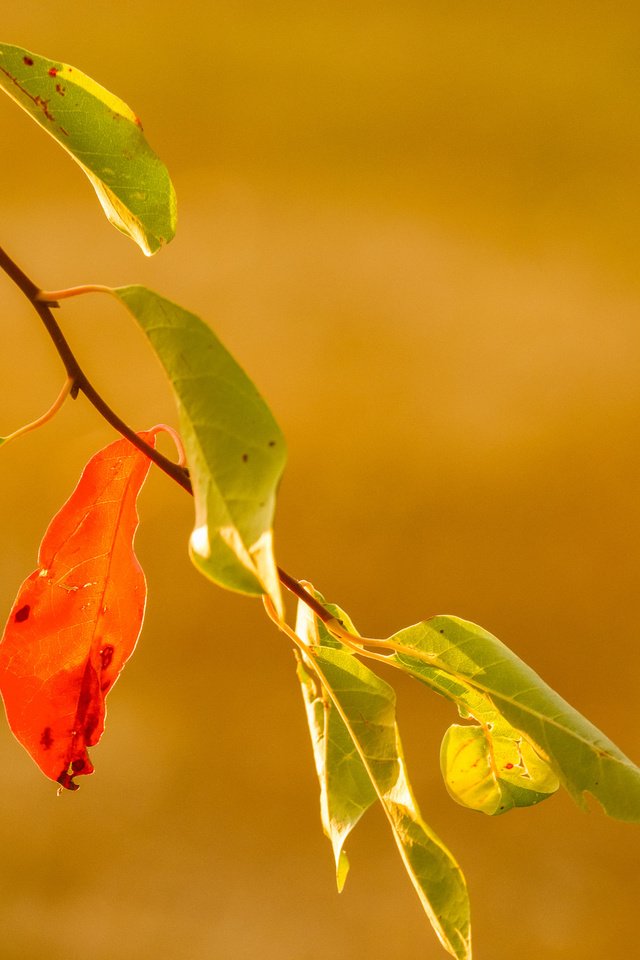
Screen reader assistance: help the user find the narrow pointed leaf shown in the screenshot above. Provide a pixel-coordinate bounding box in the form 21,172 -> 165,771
114,286 -> 286,612
387,616 -> 640,821
295,600 -> 377,890
0,43 -> 176,255
0,432 -> 155,789
299,601 -> 471,960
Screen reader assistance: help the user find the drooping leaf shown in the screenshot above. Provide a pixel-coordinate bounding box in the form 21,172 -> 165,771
0,432 -> 156,789
386,616 -> 640,822
295,599 -> 377,891
0,43 -> 176,255
298,599 -> 471,960
114,286 -> 286,612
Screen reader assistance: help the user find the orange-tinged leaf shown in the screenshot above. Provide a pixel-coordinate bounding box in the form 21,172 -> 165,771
0,432 -> 156,790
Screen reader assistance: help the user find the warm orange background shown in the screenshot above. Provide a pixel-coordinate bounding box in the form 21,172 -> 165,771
1,4 -> 639,959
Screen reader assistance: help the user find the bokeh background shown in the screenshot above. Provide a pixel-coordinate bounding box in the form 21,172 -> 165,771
1,3 -> 639,958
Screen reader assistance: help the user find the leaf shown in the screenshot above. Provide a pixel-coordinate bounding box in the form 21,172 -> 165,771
440,716 -> 559,816
295,600 -> 377,891
297,599 -> 471,960
0,432 -> 156,789
386,616 -> 640,822
114,286 -> 286,612
0,43 -> 176,255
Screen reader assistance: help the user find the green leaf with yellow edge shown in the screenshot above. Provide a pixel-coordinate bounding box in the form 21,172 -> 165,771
298,599 -> 471,960
295,599 -> 377,892
386,615 -> 640,822
0,43 -> 176,255
114,286 -> 286,611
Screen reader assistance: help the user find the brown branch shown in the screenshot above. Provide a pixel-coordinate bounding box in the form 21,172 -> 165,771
0,245 -> 192,493
0,244 -> 336,624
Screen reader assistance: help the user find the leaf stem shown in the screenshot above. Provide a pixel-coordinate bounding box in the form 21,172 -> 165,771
36,284 -> 113,302
1,376 -> 73,447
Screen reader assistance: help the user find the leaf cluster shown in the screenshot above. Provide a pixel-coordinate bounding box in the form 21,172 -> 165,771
1,43 -> 639,960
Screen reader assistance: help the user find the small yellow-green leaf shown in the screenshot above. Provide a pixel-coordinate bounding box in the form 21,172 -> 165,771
114,286 -> 286,611
0,43 -> 176,255
441,719 -> 559,816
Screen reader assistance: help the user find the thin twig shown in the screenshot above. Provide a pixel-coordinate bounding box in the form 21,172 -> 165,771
1,245 -> 344,627
0,245 -> 192,493
1,376 -> 73,447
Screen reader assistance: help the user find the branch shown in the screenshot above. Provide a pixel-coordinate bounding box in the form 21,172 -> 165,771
0,245 -> 339,626
0,245 -> 192,493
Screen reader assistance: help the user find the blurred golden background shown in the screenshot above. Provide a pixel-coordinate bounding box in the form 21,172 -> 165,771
1,3 -> 639,958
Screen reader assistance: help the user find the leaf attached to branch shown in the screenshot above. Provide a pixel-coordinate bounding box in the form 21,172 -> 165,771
295,600 -> 376,891
387,615 -> 640,822
115,286 -> 286,613
0,432 -> 155,789
0,43 -> 176,255
295,594 -> 471,960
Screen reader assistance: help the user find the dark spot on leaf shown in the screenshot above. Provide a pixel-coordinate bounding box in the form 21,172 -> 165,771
56,769 -> 79,791
23,56 -> 34,66
55,83 -> 65,96
268,440 -> 276,447
33,94 -> 54,122
504,762 -> 514,770
71,758 -> 86,773
14,604 -> 30,623
242,453 -> 249,462
100,645 -> 114,670
48,67 -> 58,77
439,629 -> 444,634
40,727 -> 53,750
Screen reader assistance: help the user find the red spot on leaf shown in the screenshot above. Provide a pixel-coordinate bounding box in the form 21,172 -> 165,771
504,762 -> 514,770
48,67 -> 58,77
0,433 -> 156,790
23,56 -> 34,66
14,604 -> 30,623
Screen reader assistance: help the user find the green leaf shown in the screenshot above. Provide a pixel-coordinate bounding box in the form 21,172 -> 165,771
114,286 -> 286,611
298,600 -> 471,960
440,716 -> 559,816
294,600 -> 377,891
0,43 -> 176,255
387,616 -> 640,822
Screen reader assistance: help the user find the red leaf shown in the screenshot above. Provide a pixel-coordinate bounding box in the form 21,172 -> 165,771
0,432 -> 156,790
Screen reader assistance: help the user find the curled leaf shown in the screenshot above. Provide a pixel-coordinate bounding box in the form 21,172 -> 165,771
0,43 -> 176,255
0,432 -> 156,789
440,717 -> 559,816
387,616 -> 640,822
